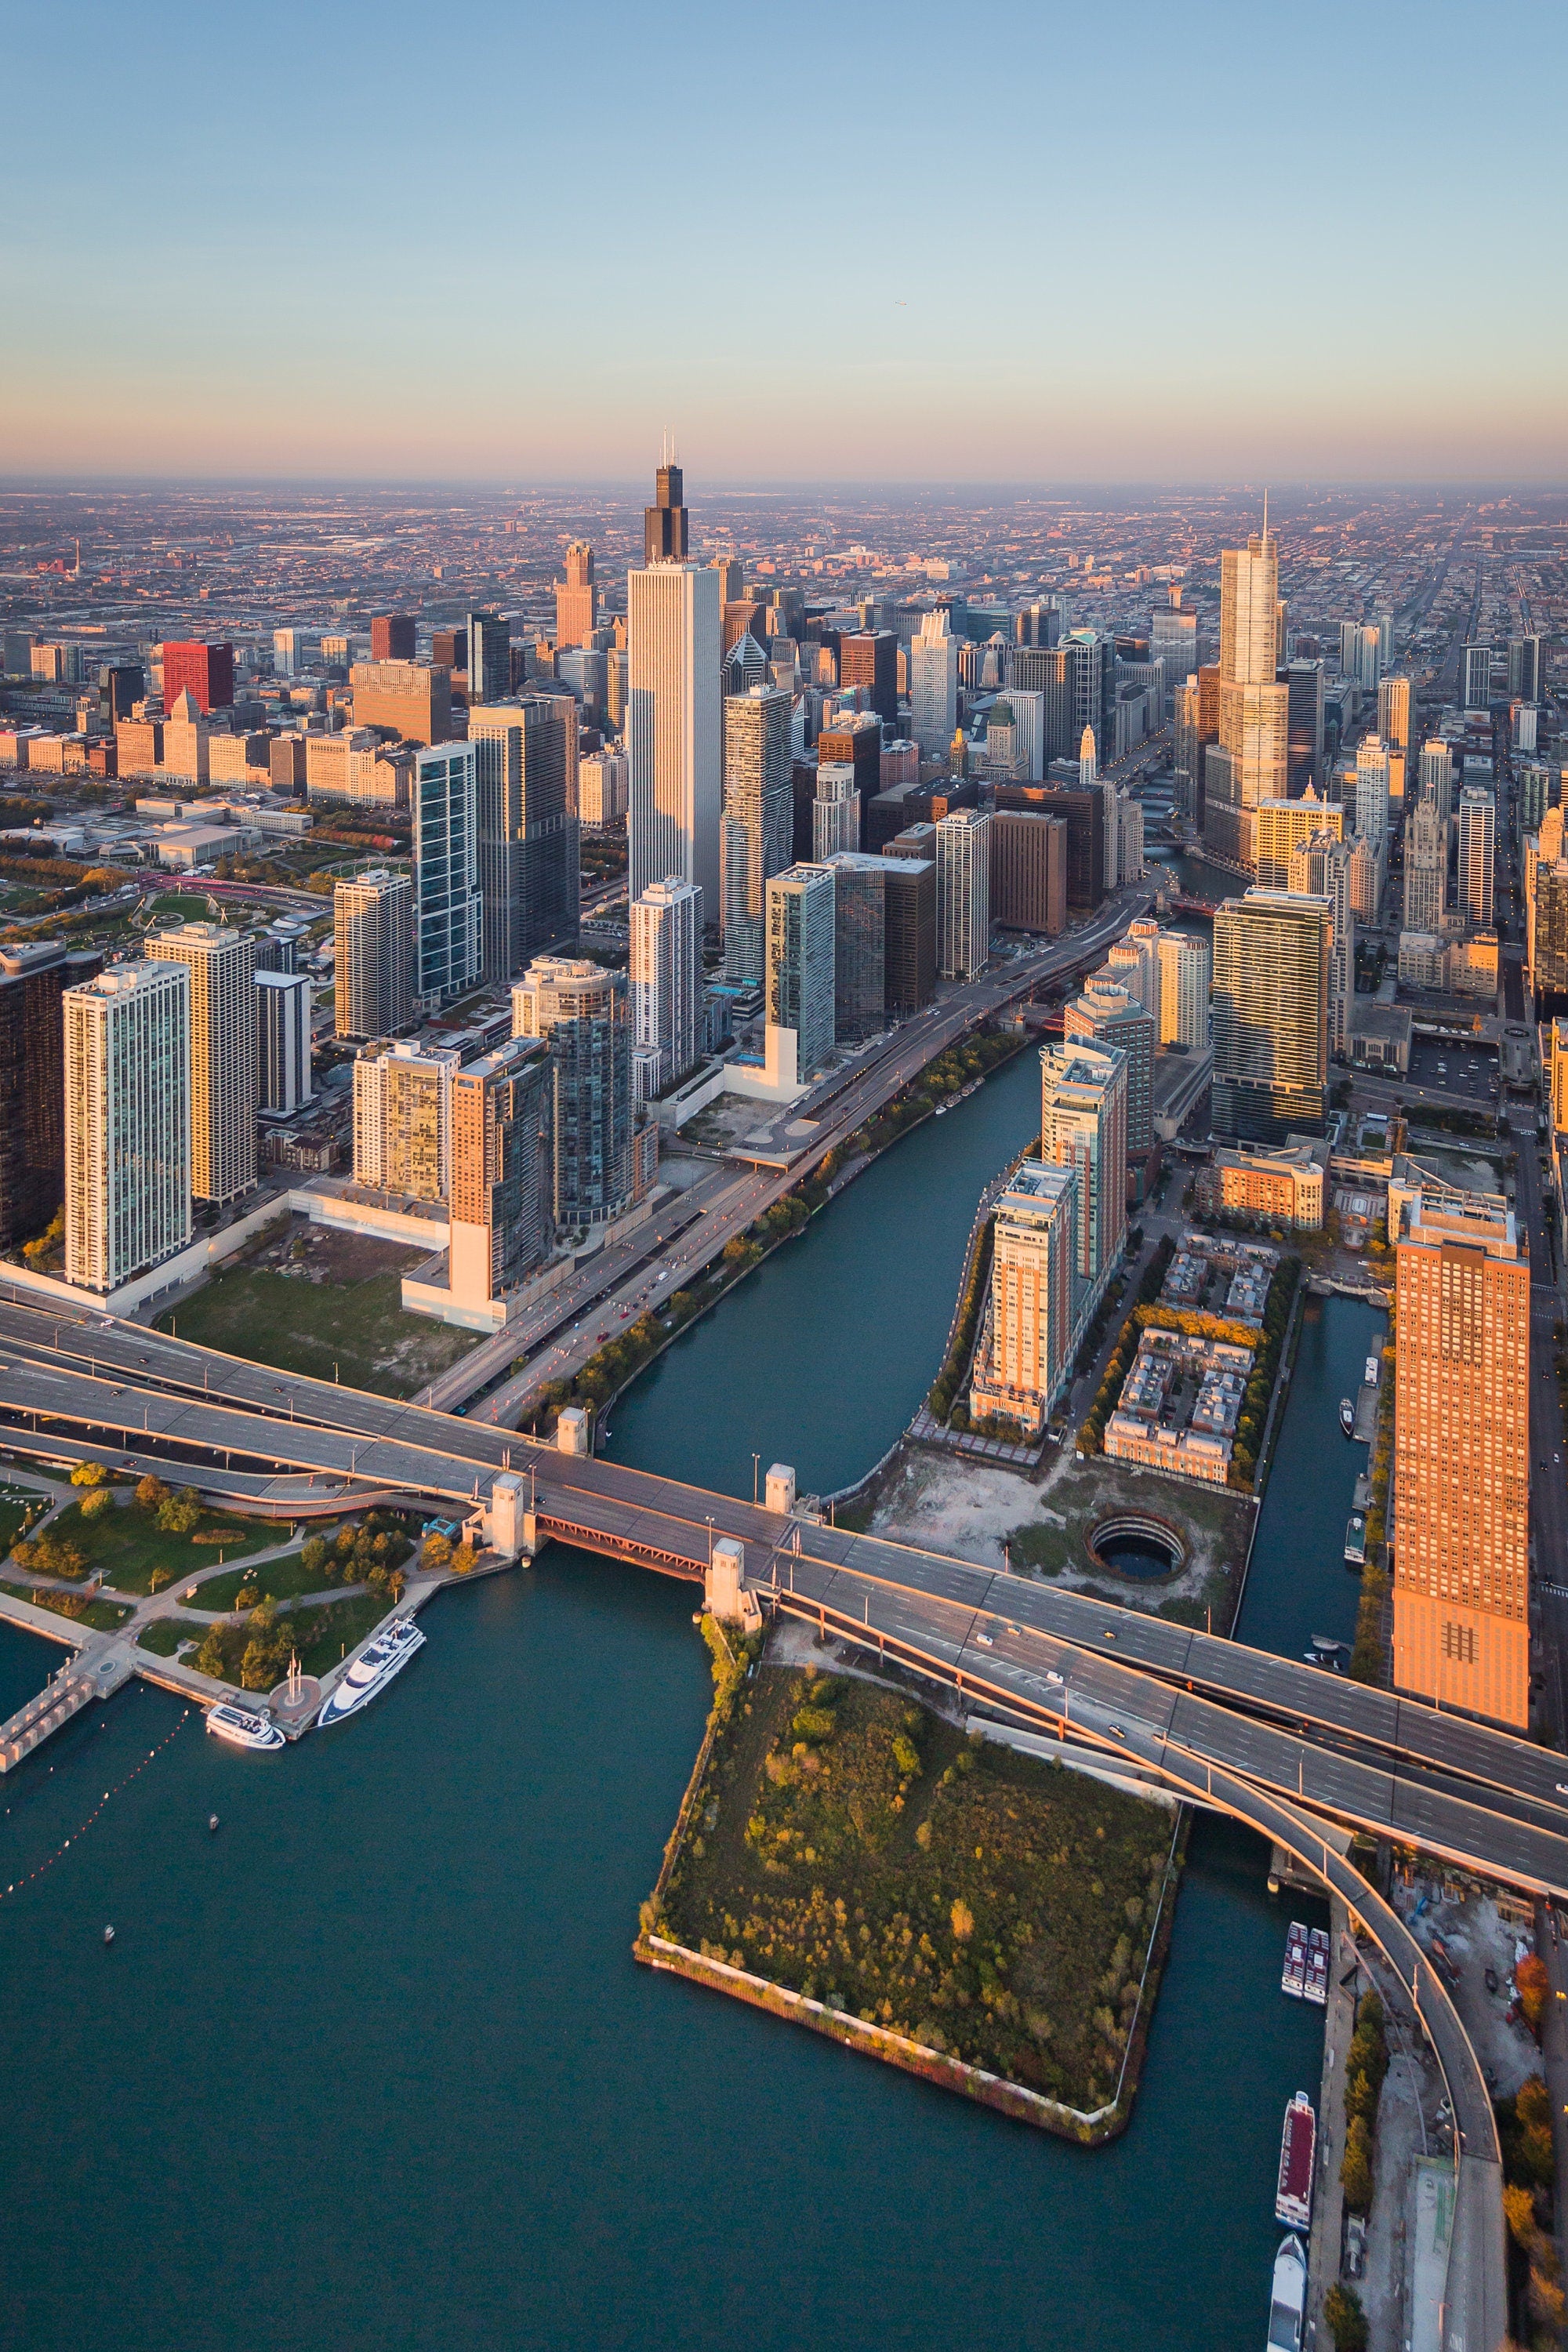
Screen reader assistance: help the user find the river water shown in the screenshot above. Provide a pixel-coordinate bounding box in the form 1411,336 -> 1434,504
0,1050 -> 1367,2352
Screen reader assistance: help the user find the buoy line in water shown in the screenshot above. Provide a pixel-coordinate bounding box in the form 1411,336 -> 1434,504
2,1708 -> 194,1900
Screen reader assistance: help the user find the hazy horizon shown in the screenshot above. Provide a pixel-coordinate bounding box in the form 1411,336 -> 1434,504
5,0 -> 1566,482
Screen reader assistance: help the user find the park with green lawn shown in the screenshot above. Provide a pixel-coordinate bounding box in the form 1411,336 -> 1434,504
6,1470 -> 280,1598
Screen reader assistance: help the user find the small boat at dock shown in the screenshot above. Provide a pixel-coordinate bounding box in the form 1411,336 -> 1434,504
1305,1928 -> 1329,2007
1281,1922 -> 1308,1998
1275,2093 -> 1316,2229
1265,2234 -> 1307,2350
206,1702 -> 285,1752
318,1617 -> 425,1727
1338,1397 -> 1356,1436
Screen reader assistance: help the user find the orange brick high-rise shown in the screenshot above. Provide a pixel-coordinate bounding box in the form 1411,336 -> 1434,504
1392,1192 -> 1530,1728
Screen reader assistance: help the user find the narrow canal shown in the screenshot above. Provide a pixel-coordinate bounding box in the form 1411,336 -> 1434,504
0,1049 -> 1346,2352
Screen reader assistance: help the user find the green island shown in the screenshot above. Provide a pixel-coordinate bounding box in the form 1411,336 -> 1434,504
639,1634 -> 1181,2139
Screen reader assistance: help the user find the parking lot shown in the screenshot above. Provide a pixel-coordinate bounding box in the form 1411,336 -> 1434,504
1403,1036 -> 1499,1101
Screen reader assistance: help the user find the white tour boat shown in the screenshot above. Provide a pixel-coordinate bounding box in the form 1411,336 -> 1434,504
318,1617 -> 426,1727
1265,2234 -> 1308,2351
205,1701 -> 285,1752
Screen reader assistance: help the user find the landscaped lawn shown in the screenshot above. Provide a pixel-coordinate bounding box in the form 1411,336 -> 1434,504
191,1592 -> 393,1689
0,1580 -> 132,1632
657,1662 -> 1176,2117
47,1498 -> 279,1596
179,1552 -> 325,1613
136,1617 -> 206,1657
155,1223 -> 477,1398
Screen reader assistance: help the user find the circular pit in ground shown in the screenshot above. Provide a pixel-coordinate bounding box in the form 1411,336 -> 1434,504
1086,1514 -> 1186,1582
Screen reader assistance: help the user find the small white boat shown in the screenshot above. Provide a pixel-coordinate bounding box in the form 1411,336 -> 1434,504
1338,1397 -> 1356,1437
205,1701 -> 285,1752
1265,2234 -> 1308,2351
318,1617 -> 426,1727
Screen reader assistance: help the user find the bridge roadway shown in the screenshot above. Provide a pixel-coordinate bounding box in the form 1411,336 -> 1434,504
3,1294 -> 1568,1899
0,1299 -> 1514,2341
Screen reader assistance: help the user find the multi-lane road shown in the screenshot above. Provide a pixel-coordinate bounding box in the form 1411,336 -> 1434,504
3,1288 -> 1566,1902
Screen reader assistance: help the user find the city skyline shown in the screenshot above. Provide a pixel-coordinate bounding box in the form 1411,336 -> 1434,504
4,2 -> 1566,482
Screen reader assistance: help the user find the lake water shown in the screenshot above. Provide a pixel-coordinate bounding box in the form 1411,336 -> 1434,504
0,1047 -> 1342,2351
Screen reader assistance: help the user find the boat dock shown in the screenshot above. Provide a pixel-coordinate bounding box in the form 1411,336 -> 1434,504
1352,1379 -> 1379,1443
0,1590 -> 138,1772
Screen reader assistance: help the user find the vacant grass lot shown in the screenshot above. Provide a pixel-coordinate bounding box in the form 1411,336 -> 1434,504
48,1498 -> 278,1596
659,1664 -> 1173,2116
157,1223 -> 477,1397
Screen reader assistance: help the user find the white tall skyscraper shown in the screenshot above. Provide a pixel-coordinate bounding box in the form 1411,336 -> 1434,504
64,961 -> 191,1292
812,764 -> 861,862
630,877 -> 704,1102
1419,738 -> 1454,826
1005,687 -> 1047,781
628,561 -> 722,913
1080,724 -> 1119,888
412,742 -> 482,1008
935,809 -> 992,980
334,869 -> 413,1040
1204,523 -> 1288,871
909,608 -> 959,757
1354,735 -> 1391,848
145,922 -> 256,1205
1457,788 -> 1496,931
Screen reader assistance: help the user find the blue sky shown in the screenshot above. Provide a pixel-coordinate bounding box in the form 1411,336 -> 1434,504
5,0 -> 1565,481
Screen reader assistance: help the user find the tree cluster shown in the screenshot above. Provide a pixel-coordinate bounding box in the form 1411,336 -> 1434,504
660,1667 -> 1170,2113
1222,1255 -> 1301,1492
1076,1236 -> 1176,1454
929,1218 -> 995,1426
1338,1989 -> 1388,2215
1498,2074 -> 1561,2339
301,1512 -> 411,1597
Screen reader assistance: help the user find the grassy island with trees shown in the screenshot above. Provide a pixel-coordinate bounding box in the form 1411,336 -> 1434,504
639,1636 -> 1182,2140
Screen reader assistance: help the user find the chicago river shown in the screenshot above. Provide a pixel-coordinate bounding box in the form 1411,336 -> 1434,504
0,1047 -> 1377,2350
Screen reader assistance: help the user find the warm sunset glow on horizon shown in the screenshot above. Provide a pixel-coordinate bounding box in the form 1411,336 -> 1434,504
4,0 -> 1566,484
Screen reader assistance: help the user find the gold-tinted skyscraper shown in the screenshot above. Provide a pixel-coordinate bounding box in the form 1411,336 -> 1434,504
144,921 -> 256,1204
1393,1192 -> 1530,1728
554,543 -> 598,649
1204,518 -> 1288,872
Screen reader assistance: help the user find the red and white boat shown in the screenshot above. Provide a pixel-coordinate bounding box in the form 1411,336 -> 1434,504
1275,2093 -> 1316,2229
